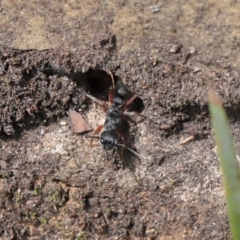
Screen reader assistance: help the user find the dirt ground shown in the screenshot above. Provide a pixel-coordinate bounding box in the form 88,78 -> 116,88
1,1 -> 240,239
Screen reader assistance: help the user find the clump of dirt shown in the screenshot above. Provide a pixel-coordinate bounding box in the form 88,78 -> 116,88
0,43 -> 115,135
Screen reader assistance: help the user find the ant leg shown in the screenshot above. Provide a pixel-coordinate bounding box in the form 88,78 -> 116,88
123,111 -> 147,119
94,125 -> 104,134
84,92 -> 107,112
89,125 -> 104,146
105,69 -> 115,90
106,69 -> 115,104
85,93 -> 105,107
116,131 -> 126,160
125,94 -> 137,106
121,95 -> 147,120
109,87 -> 114,104
121,94 -> 138,110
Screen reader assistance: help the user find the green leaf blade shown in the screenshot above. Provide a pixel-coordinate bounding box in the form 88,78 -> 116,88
209,90 -> 240,240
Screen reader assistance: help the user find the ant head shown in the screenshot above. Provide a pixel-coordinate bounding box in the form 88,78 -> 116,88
100,131 -> 121,160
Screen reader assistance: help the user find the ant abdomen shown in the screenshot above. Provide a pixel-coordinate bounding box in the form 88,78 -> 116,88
115,80 -> 131,100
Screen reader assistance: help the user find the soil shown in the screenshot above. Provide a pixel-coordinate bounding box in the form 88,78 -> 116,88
1,1 -> 240,239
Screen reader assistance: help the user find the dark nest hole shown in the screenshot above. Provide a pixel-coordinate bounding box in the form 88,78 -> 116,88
82,69 -> 144,113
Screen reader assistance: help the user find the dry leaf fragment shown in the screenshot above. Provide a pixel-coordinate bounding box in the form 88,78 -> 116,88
69,110 -> 92,133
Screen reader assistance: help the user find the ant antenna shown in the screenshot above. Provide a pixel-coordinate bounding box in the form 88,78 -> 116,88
106,69 -> 115,89
117,144 -> 144,160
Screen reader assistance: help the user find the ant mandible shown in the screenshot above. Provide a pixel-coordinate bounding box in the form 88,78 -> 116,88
84,71 -> 143,161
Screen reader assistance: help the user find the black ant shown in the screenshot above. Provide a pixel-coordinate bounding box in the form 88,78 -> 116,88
84,71 -> 144,161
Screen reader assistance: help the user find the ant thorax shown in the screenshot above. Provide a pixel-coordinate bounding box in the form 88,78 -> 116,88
104,105 -> 123,131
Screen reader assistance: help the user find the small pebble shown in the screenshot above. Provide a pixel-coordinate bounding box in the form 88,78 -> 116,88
59,121 -> 67,126
40,129 -> 45,135
189,47 -> 196,54
61,126 -> 69,132
169,44 -> 180,53
3,124 -> 15,135
149,5 -> 159,13
193,67 -> 201,73
210,230 -> 217,237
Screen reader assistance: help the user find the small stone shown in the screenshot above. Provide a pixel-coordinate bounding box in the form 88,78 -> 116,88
61,126 -> 69,132
40,129 -> 45,135
0,160 -> 7,169
80,104 -> 87,109
193,67 -> 201,73
3,124 -> 15,135
169,44 -> 180,53
157,154 -> 166,165
189,47 -> 196,54
61,150 -> 69,156
149,5 -> 159,13
210,230 -> 217,237
59,121 -> 67,126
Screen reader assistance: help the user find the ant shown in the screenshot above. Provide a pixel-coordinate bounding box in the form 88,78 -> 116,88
84,71 -> 144,161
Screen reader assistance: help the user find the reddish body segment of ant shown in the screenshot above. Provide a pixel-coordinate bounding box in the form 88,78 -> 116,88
85,72 -> 143,160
